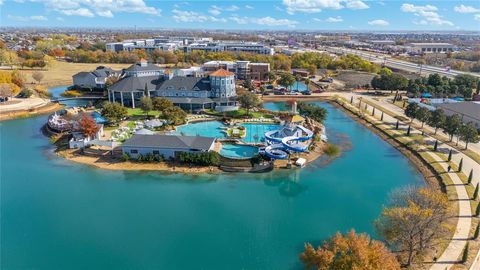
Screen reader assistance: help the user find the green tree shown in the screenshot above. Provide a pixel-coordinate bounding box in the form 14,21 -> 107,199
404,102 -> 419,122
298,102 -> 328,123
415,107 -> 431,128
300,230 -> 400,270
139,96 -> 153,117
278,73 -> 296,88
443,114 -> 462,141
375,187 -> 451,267
237,92 -> 261,117
152,97 -> 173,111
459,122 -> 479,149
427,109 -> 446,134
101,102 -> 127,125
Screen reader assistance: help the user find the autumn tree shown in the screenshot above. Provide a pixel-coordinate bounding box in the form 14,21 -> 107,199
79,114 -> 99,139
300,230 -> 400,270
163,106 -> 186,125
152,97 -> 173,111
32,71 -> 44,84
375,187 -> 452,267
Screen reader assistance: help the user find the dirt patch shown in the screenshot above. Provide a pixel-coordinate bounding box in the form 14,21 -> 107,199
335,70 -> 376,89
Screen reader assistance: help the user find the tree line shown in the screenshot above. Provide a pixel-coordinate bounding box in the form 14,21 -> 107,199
405,102 -> 479,148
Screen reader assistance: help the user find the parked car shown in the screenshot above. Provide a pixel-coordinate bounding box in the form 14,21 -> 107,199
302,91 -> 312,95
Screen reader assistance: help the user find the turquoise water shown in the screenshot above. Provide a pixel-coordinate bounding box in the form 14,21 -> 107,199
91,111 -> 107,124
174,121 -> 280,144
240,123 -> 280,143
0,101 -> 423,269
220,144 -> 259,158
174,120 -> 226,138
49,85 -> 92,107
288,81 -> 308,92
264,102 -> 289,112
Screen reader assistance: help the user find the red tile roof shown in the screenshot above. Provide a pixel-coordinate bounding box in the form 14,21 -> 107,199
209,68 -> 235,77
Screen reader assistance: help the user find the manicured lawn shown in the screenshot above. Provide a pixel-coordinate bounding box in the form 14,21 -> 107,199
127,108 -> 162,118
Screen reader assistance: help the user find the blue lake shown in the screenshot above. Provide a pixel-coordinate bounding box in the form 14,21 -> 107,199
0,99 -> 423,269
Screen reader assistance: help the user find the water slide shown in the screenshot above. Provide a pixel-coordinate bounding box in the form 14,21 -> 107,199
263,125 -> 314,159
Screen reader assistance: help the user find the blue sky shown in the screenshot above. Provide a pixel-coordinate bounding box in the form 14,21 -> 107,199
0,0 -> 479,31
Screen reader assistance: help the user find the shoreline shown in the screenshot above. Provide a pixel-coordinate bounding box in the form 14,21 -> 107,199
0,102 -> 64,122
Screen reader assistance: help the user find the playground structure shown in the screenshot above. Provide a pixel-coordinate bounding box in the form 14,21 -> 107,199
263,123 -> 314,160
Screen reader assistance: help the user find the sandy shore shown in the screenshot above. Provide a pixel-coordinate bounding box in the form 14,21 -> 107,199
58,148 -> 221,174
0,102 -> 63,121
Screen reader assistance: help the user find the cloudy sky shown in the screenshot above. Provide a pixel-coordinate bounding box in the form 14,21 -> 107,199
0,0 -> 479,30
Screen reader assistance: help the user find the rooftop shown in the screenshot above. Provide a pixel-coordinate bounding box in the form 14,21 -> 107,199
209,68 -> 235,77
122,134 -> 215,150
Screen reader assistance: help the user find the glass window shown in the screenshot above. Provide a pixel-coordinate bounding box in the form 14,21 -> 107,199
130,149 -> 138,154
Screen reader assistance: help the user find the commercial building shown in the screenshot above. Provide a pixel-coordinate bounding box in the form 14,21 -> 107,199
202,60 -> 271,81
407,43 -> 455,54
436,102 -> 480,129
108,60 -> 238,111
122,134 -> 216,159
106,39 -> 274,55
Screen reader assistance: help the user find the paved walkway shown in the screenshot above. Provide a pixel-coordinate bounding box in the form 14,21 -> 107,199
339,95 -> 473,269
0,97 -> 50,112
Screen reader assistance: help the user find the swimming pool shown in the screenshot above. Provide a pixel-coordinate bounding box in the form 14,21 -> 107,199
240,123 -> 280,143
91,111 -> 107,124
173,121 -> 226,138
220,144 -> 259,159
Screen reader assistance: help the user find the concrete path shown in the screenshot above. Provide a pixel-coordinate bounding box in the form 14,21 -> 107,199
0,97 -> 50,112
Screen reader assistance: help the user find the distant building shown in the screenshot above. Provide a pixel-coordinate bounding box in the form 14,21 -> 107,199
436,102 -> 480,129
202,60 -> 270,81
122,134 -> 216,159
106,39 -> 273,55
407,43 -> 455,54
72,66 -> 120,89
108,61 -> 238,111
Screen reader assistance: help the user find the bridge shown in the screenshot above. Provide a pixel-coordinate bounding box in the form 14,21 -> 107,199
52,96 -> 107,102
319,46 -> 480,79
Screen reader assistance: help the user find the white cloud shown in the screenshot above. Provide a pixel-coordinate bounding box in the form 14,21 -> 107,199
59,8 -> 94,17
97,10 -> 113,18
172,9 -> 225,23
325,16 -> 343,22
29,0 -> 160,18
229,16 -> 298,27
225,5 -> 239,11
346,0 -> 368,10
475,14 -> 480,21
7,14 -> 48,21
0,0 -> 4,5
401,3 -> 453,26
368,19 -> 389,26
282,0 -> 368,14
245,5 -> 254,10
454,5 -> 480,13
208,6 -> 221,16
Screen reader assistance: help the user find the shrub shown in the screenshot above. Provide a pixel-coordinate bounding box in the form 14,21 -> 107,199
61,90 -> 82,97
178,151 -> 220,166
324,143 -> 340,157
122,153 -> 130,161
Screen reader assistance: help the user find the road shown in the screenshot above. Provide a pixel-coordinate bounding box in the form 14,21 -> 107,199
319,46 -> 480,78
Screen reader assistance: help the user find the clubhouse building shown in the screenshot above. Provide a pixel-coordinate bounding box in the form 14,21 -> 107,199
108,59 -> 238,112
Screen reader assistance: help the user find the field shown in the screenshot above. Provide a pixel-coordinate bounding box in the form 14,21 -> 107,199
15,61 -> 131,87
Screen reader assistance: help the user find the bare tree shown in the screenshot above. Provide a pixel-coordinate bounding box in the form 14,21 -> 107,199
0,83 -> 13,97
32,71 -> 44,84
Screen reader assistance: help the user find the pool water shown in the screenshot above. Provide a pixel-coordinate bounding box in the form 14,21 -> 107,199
288,81 -> 308,92
174,121 -> 280,144
220,144 -> 259,158
174,121 -> 226,138
91,111 -> 107,124
240,123 -> 280,143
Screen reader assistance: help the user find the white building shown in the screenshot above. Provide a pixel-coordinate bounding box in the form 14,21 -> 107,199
122,134 -> 216,159
407,43 -> 455,54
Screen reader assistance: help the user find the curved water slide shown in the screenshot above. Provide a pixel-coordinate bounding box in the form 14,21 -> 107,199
263,125 -> 314,159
